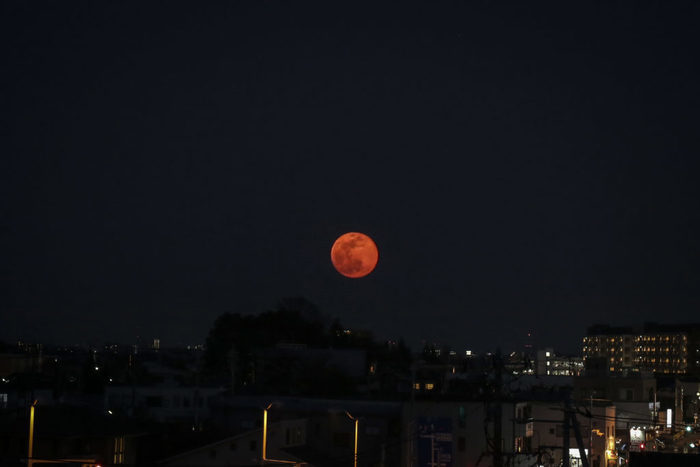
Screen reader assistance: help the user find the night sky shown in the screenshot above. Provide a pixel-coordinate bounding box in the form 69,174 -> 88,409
2,2 -> 699,354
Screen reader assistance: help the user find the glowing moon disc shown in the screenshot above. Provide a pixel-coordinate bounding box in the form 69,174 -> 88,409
330,232 -> 379,278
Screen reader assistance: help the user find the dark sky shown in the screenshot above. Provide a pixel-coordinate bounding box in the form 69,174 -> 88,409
2,2 -> 699,354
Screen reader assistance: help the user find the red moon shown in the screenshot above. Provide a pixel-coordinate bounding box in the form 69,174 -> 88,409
331,232 -> 379,278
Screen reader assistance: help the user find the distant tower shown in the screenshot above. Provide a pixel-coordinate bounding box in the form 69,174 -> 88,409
523,330 -> 534,353
523,330 -> 535,372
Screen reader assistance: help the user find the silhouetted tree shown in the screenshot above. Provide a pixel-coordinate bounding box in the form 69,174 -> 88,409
203,298 -> 413,395
203,298 -> 333,387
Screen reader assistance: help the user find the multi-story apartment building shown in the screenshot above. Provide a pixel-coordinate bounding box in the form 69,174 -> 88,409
582,324 -> 696,375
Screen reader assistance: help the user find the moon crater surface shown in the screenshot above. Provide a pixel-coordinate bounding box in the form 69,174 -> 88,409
330,232 -> 379,278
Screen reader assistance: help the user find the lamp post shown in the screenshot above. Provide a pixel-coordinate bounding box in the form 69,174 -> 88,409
589,393 -> 593,460
261,402 -> 299,466
262,403 -> 272,463
28,400 -> 37,467
345,411 -> 359,467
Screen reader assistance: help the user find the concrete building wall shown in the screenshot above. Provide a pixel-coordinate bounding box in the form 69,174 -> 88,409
511,401 -> 615,467
403,400 -> 521,467
574,374 -> 656,403
161,419 -> 307,467
105,385 -> 223,423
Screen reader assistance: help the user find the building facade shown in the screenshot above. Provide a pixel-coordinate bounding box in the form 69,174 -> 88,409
582,324 -> 697,375
514,401 -> 616,467
159,419 -> 308,467
536,348 -> 584,376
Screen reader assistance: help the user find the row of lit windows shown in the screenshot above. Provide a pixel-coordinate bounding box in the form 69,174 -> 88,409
584,334 -> 687,343
584,343 -> 685,352
638,347 -> 686,352
413,383 -> 435,391
639,335 -> 686,342
607,366 -> 687,374
584,347 -> 687,356
607,357 -> 686,364
639,358 -> 685,363
548,361 -> 584,368
547,369 -> 578,376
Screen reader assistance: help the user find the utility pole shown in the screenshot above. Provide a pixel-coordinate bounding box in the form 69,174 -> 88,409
494,350 -> 503,467
569,406 -> 589,467
408,362 -> 416,467
589,393 -> 593,461
562,395 -> 589,467
511,405 -> 516,467
563,406 -> 570,467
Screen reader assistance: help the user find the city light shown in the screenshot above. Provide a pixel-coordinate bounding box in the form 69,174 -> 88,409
28,400 -> 37,467
345,411 -> 359,467
262,404 -> 271,461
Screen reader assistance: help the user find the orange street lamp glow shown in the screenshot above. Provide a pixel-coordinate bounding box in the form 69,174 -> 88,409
261,403 -> 299,466
345,411 -> 359,467
262,404 -> 271,462
28,400 -> 37,467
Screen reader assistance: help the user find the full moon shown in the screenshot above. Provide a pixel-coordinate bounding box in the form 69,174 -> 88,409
330,232 -> 379,278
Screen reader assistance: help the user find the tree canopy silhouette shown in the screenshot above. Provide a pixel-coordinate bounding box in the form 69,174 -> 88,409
203,297 -> 412,395
204,298 -> 334,381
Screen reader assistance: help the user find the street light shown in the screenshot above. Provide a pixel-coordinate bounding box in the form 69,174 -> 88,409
27,401 -> 100,467
28,400 -> 37,467
261,402 -> 299,466
345,411 -> 359,467
262,403 -> 272,463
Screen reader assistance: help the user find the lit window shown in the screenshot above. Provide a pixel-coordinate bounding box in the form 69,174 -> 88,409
113,436 -> 125,464
425,383 -> 435,391
414,383 -> 420,390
